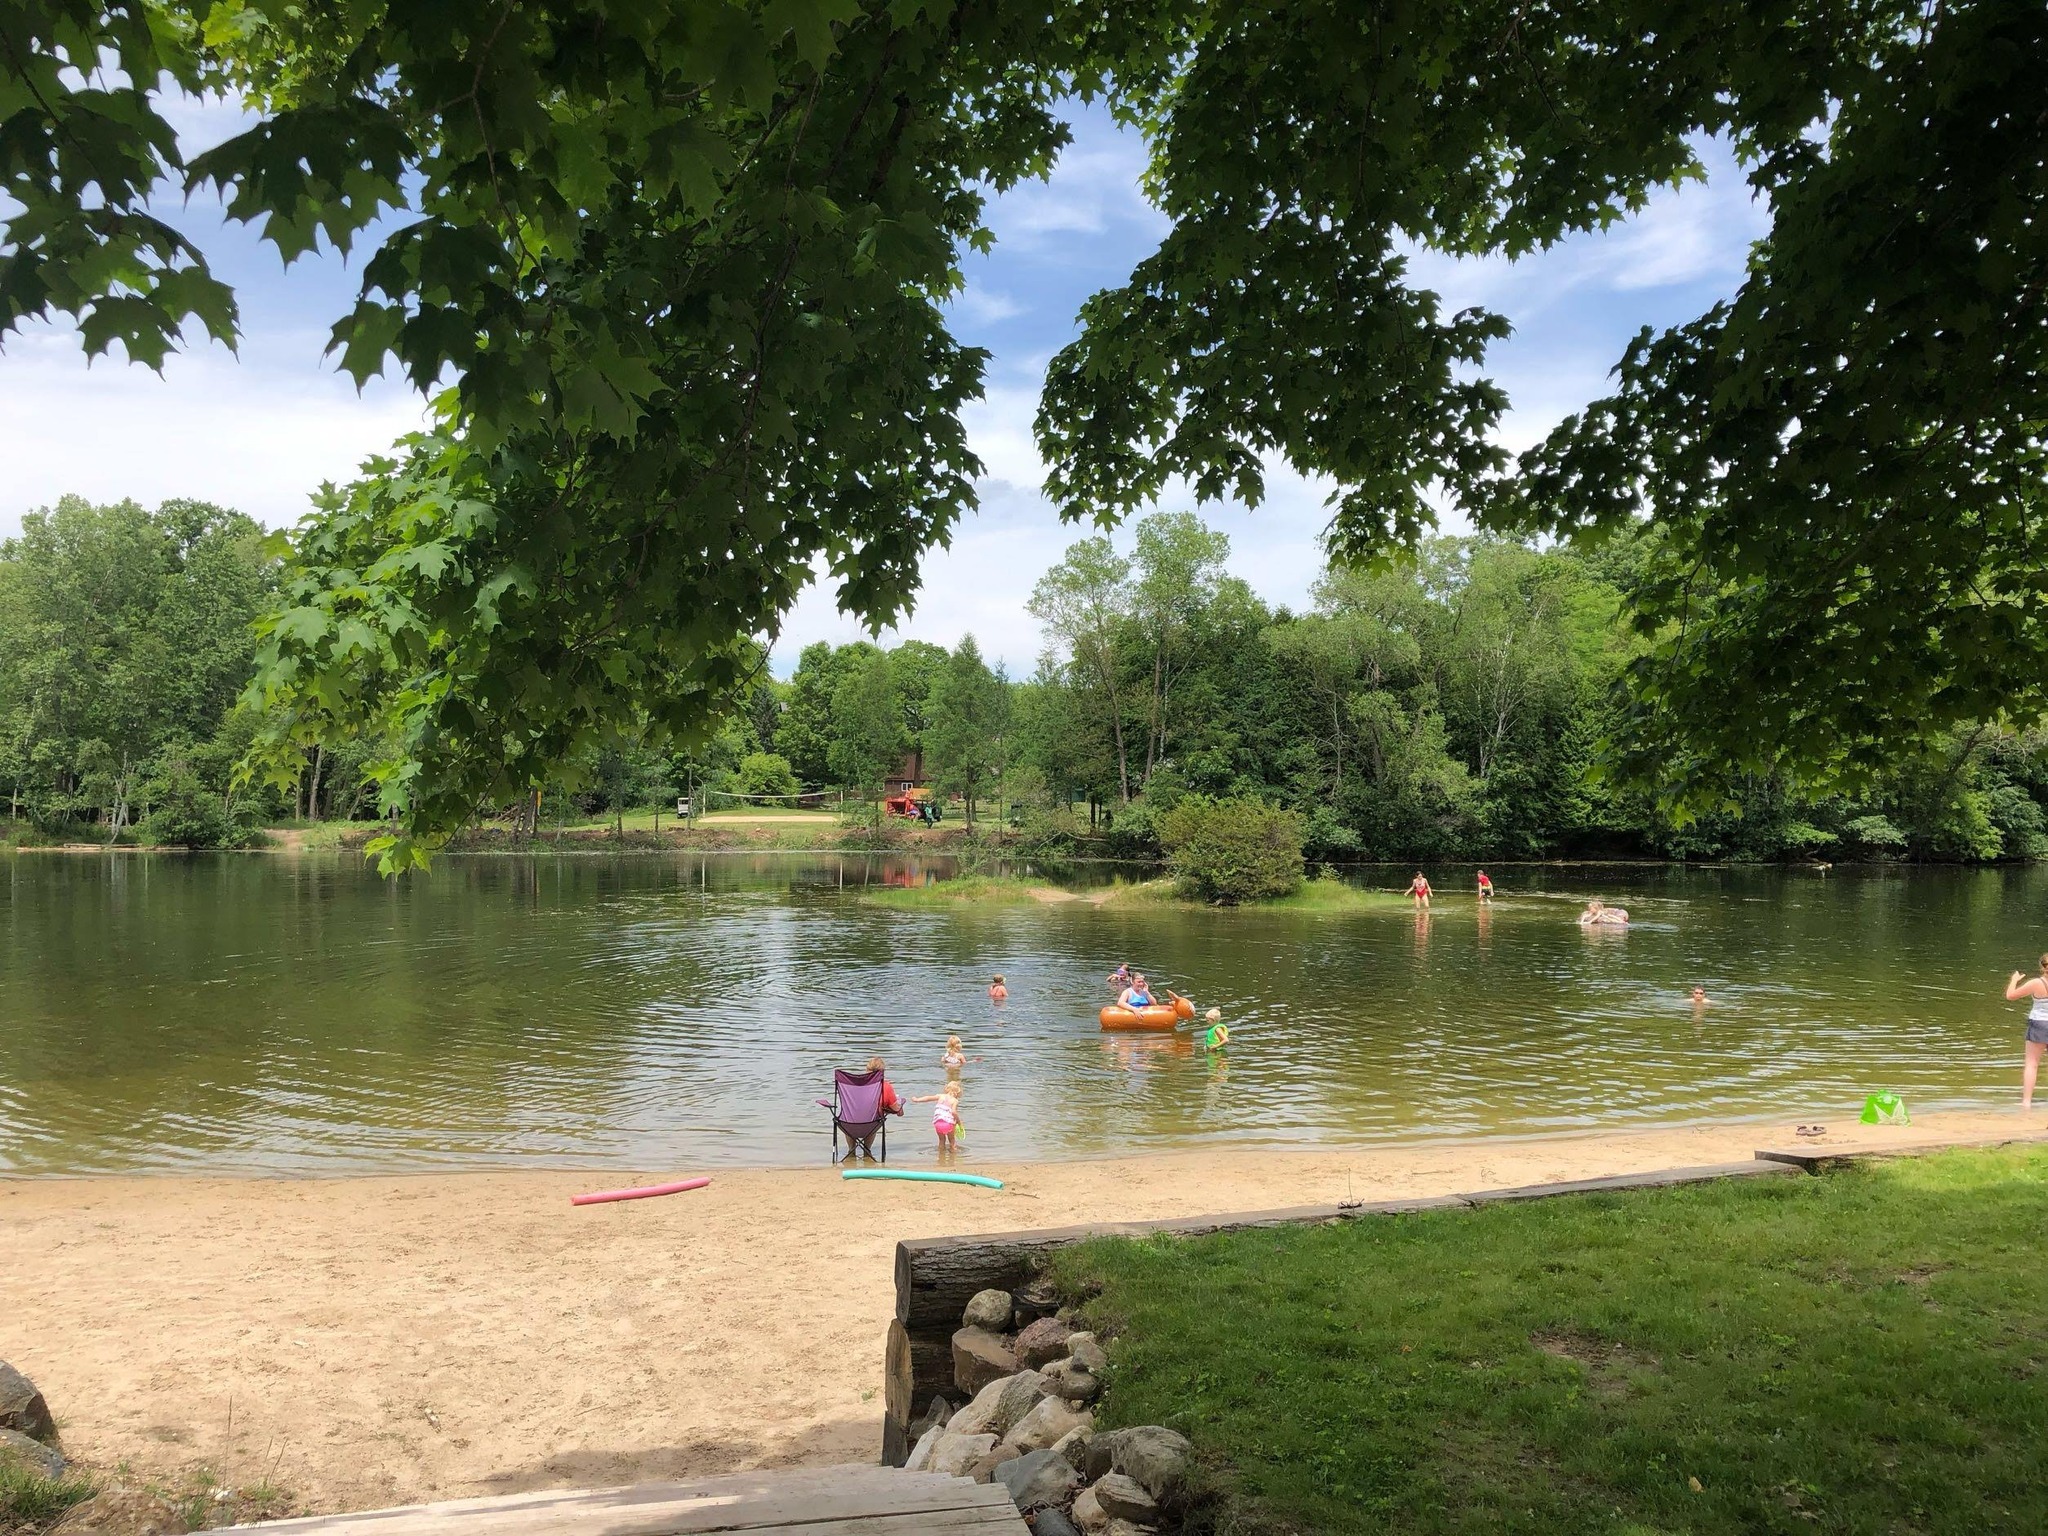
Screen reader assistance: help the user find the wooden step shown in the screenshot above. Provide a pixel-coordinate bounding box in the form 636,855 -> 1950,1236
241,1466 -> 1029,1536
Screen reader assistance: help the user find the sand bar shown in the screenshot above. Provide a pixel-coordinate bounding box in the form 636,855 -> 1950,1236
0,1110 -> 2035,1514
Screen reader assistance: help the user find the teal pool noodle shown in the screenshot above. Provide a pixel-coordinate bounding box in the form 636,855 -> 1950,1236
841,1168 -> 1005,1189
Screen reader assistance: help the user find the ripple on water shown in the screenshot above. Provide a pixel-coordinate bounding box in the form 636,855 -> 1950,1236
0,854 -> 2035,1172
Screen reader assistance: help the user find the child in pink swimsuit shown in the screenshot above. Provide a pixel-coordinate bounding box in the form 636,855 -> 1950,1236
912,1085 -> 963,1150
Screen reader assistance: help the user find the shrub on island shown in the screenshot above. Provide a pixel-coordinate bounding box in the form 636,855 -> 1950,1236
1157,796 -> 1305,905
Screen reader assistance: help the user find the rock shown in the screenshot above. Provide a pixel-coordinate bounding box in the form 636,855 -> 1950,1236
1031,1510 -> 1082,1536
1050,1424 -> 1094,1470
0,1364 -> 54,1444
931,1431 -> 998,1478
947,1374 -> 1010,1436
1004,1395 -> 1091,1454
1091,1473 -> 1158,1524
904,1422 -> 945,1473
1083,1427 -> 1193,1504
994,1447 -> 1082,1513
908,1393 -> 954,1443
1070,1484 -> 1109,1534
953,1326 -> 1017,1397
989,1370 -> 1051,1437
1041,1358 -> 1102,1405
963,1288 -> 1015,1332
1014,1316 -> 1075,1369
45,1484 -> 195,1536
1012,1277 -> 1061,1326
1105,1523 -> 1157,1536
967,1444 -> 1022,1485
1065,1334 -> 1109,1375
0,1426 -> 65,1479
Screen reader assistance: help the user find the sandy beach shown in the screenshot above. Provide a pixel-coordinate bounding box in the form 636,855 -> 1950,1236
0,1110 -> 2036,1516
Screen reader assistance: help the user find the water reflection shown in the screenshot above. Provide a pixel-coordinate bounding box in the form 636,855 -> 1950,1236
0,853 -> 2038,1174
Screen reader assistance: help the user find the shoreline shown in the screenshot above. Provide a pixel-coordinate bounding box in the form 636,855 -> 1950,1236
0,1096 -> 2020,1183
1,1110 -> 2035,1518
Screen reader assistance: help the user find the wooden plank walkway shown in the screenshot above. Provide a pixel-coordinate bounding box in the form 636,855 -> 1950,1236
241,1467 -> 1028,1536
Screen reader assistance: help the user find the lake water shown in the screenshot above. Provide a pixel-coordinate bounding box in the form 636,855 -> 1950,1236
0,852 -> 2039,1175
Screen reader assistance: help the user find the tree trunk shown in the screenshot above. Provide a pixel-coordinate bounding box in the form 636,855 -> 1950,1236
308,744 -> 325,822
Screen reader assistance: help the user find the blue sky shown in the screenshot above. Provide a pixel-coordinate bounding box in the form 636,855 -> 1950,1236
0,101 -> 1767,677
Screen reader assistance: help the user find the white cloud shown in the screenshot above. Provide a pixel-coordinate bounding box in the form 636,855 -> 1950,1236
986,137 -> 1168,250
948,283 -> 1025,326
0,322 -> 430,534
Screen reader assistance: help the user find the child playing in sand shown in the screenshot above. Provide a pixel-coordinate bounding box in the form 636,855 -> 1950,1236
988,974 -> 1007,1002
911,1083 -> 964,1151
942,1035 -> 967,1075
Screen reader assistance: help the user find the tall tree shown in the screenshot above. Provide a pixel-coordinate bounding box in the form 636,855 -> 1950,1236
1029,537 -> 1136,802
924,635 -> 1009,826
1130,511 -> 1230,783
827,649 -> 903,824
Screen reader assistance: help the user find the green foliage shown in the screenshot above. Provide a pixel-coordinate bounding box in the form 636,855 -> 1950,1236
734,751 -> 800,799
1052,1145 -> 2048,1535
1156,795 -> 1305,905
827,649 -> 902,816
8,4 -> 2046,846
922,636 -> 1009,824
142,753 -> 254,850
0,496 -> 282,835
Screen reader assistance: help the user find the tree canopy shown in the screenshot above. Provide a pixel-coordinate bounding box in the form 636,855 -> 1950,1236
4,0 -> 2042,859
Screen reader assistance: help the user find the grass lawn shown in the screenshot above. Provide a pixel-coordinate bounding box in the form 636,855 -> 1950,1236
1051,1145 -> 2048,1535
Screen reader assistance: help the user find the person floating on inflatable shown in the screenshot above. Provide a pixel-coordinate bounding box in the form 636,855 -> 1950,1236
1202,1007 -> 1229,1051
1118,972 -> 1155,1008
1578,898 -> 1630,927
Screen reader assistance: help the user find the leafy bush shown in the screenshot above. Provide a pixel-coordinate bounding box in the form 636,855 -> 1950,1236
1101,795 -> 1162,858
143,762 -> 253,849
1841,814 -> 1907,857
1014,805 -> 1089,855
1157,795 -> 1305,904
734,751 -> 801,800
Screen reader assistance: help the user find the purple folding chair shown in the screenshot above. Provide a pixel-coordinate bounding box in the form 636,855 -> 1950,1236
819,1067 -> 890,1162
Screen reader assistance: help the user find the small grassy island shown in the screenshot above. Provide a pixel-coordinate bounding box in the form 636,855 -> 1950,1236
1051,1144 -> 2048,1534
860,871 -> 1411,912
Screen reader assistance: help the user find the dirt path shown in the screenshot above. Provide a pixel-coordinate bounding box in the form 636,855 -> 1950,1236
0,1111 -> 2033,1516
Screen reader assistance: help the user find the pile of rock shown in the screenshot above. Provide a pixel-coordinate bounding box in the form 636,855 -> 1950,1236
903,1288 -> 1191,1535
0,1359 -> 66,1479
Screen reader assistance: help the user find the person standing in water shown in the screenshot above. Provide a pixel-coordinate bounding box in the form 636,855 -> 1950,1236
1406,871 -> 1432,909
2003,956 -> 2048,1110
1476,870 -> 1494,902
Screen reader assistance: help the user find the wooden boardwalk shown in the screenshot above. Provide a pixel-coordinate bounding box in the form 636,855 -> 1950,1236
245,1467 -> 1028,1536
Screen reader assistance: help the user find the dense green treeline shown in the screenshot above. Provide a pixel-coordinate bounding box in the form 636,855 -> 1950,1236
768,512 -> 2048,864
0,496 -> 288,844
9,497 -> 2048,862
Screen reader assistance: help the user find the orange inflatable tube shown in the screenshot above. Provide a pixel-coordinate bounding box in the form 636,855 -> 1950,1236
1098,992 -> 1198,1031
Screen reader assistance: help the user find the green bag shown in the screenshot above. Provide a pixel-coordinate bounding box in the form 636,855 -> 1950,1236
1860,1091 -> 1909,1125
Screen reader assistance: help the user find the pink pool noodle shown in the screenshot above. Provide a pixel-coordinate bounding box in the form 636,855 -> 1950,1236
570,1177 -> 711,1206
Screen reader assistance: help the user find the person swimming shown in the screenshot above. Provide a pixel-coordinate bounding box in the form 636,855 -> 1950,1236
1107,963 -> 1132,990
1118,972 -> 1155,1008
988,974 -> 1007,1002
